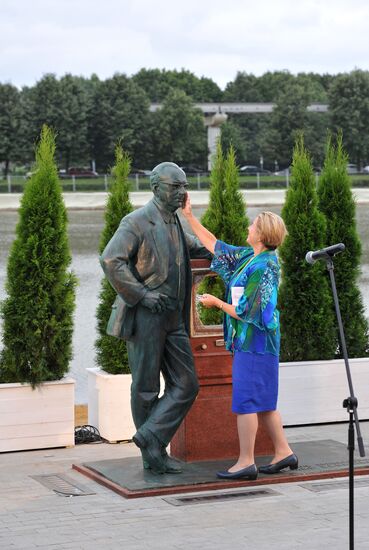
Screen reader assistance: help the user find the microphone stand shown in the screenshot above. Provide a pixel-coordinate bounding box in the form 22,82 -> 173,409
325,257 -> 365,550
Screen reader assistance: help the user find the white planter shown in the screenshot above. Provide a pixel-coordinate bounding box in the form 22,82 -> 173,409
0,378 -> 75,453
279,357 -> 369,425
87,367 -> 135,442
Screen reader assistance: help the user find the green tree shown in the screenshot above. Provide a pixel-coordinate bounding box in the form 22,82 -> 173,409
220,120 -> 248,165
318,132 -> 369,357
201,141 -> 226,236
0,126 -> 77,386
95,144 -> 133,374
222,145 -> 249,245
152,89 -> 207,168
223,71 -> 266,101
56,74 -> 89,170
262,81 -> 327,168
198,143 -> 249,324
224,70 -> 328,103
0,83 -> 22,177
224,71 -> 328,169
87,73 -> 150,171
278,134 -> 336,361
132,68 -> 222,102
329,69 -> 369,167
20,74 -> 90,170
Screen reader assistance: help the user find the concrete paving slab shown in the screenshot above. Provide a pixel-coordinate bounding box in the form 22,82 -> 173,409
1,422 -> 369,549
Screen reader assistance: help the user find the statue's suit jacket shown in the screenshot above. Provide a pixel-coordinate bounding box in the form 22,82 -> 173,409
100,199 -> 211,340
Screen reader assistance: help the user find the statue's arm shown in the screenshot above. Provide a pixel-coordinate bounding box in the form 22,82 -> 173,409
185,232 -> 213,260
100,222 -> 147,307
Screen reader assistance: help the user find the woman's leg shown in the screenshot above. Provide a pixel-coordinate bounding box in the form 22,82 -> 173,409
258,410 -> 293,463
228,412 -> 258,472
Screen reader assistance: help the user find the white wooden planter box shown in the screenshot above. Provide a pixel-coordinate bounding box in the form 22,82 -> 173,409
87,367 -> 135,442
0,378 -> 75,453
278,357 -> 369,425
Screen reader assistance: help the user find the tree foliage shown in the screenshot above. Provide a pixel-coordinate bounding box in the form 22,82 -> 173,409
329,69 -> 369,167
317,132 -> 369,357
198,142 -> 249,324
20,74 -> 90,170
95,144 -> 133,374
2,69 -> 369,173
0,126 -> 77,385
152,88 -> 207,168
0,83 -> 22,176
87,73 -> 150,171
278,134 -> 336,361
220,120 -> 248,164
262,81 -> 327,168
132,68 -> 222,102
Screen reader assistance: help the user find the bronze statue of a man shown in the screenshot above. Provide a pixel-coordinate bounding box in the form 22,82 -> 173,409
100,162 -> 211,474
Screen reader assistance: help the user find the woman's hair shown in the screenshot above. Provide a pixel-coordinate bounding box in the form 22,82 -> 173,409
256,211 -> 288,250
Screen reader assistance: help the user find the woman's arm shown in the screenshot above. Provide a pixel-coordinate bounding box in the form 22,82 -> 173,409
200,293 -> 242,321
182,193 -> 216,254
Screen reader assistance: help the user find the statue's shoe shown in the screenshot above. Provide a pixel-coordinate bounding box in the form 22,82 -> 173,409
258,453 -> 298,474
142,448 -> 183,473
133,431 -> 166,474
161,451 -> 183,473
216,464 -> 258,480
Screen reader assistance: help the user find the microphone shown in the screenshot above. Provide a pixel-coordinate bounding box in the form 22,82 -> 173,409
305,243 -> 345,264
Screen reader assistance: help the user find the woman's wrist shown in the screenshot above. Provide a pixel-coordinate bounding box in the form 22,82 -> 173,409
217,300 -> 224,310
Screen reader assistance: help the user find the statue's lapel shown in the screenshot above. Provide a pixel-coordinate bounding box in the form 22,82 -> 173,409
145,200 -> 170,268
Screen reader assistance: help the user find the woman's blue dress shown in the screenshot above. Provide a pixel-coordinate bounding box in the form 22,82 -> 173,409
211,240 -> 281,414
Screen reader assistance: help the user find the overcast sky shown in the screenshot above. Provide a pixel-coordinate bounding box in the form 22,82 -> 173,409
1,0 -> 368,90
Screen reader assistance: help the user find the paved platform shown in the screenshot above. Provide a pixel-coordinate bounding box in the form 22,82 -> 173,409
1,422 -> 369,549
73,439 -> 369,499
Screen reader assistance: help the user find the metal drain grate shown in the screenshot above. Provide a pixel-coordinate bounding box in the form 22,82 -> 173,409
164,488 -> 281,506
301,477 -> 369,493
31,474 -> 95,496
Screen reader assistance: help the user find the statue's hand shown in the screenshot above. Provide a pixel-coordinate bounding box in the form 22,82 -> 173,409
141,291 -> 170,313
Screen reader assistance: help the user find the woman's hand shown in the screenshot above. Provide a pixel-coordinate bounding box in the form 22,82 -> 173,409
199,293 -> 222,309
181,191 -> 192,218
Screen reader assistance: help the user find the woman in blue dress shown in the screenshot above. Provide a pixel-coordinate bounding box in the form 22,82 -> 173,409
182,197 -> 298,480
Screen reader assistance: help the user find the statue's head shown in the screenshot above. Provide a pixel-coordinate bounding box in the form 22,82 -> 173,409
150,162 -> 189,212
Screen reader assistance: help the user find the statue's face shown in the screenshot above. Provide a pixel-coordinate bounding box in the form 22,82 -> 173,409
154,167 -> 189,212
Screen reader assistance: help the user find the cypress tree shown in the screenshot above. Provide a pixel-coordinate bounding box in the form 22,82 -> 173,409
95,144 -> 133,374
201,140 -> 226,237
317,133 -> 369,357
222,145 -> 249,245
198,142 -> 249,325
0,125 -> 77,386
278,134 -> 336,361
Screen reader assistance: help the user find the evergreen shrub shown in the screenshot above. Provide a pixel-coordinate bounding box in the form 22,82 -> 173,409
95,144 -> 133,374
198,143 -> 249,325
0,125 -> 77,386
278,134 -> 336,361
318,133 -> 369,357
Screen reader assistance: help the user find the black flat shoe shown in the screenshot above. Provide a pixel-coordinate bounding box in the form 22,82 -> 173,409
258,453 -> 298,474
216,464 -> 258,480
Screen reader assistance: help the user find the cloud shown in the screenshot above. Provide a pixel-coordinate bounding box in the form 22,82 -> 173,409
1,0 -> 369,89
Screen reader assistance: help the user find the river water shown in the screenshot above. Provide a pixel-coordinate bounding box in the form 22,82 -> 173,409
0,205 -> 368,403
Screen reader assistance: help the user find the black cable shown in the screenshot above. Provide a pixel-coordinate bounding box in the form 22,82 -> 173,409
74,425 -> 103,444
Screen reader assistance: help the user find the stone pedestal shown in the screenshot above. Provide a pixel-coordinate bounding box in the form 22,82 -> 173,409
171,259 -> 274,461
